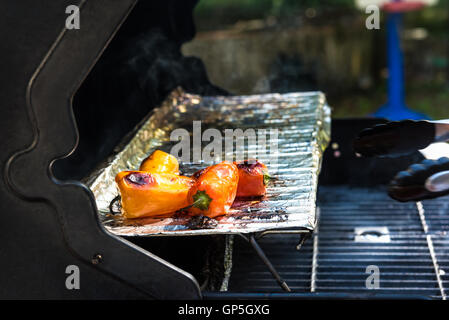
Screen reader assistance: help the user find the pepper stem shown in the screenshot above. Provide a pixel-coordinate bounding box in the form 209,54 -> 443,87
192,190 -> 213,211
263,173 -> 271,186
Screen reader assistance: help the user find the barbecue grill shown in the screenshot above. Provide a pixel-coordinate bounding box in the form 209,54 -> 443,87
1,0 -> 448,300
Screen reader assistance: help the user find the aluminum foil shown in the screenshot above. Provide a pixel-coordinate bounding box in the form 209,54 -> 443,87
87,88 -> 331,236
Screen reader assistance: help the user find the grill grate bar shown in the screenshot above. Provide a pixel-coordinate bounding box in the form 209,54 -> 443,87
416,201 -> 447,300
242,271 -> 437,275
243,278 -> 441,284
426,235 -> 446,300
234,264 -> 436,270
313,287 -> 441,291
310,208 -> 320,292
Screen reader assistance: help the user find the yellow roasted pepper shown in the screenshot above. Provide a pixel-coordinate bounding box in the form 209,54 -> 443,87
139,150 -> 179,175
115,170 -> 194,219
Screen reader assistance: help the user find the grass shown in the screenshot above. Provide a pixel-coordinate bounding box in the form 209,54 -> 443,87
331,82 -> 449,119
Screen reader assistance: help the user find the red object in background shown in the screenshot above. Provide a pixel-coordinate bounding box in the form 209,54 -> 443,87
382,1 -> 426,12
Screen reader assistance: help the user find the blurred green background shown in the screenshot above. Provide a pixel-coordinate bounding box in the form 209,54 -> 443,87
182,0 -> 449,119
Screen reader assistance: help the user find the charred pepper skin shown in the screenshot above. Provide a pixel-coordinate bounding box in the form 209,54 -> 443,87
234,160 -> 269,197
139,150 -> 179,175
115,171 -> 194,219
188,162 -> 239,218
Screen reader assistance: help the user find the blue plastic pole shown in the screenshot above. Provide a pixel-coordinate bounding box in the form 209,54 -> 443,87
388,13 -> 404,111
373,12 -> 429,120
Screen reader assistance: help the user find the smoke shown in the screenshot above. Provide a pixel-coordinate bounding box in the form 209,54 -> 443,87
53,1 -> 227,180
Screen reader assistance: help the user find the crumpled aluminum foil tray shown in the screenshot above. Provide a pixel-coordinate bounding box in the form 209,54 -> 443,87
86,88 -> 331,236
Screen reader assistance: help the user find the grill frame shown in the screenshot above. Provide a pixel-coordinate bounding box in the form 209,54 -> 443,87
3,0 -> 447,300
0,0 -> 202,299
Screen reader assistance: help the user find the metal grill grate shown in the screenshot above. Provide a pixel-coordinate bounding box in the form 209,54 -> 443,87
228,186 -> 449,299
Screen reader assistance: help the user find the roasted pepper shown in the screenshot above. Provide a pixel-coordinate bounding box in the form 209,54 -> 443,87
188,162 -> 239,218
234,160 -> 269,197
115,171 -> 194,219
139,150 -> 179,175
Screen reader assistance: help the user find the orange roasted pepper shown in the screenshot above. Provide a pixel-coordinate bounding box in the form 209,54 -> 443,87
115,171 -> 194,219
187,162 -> 239,218
139,150 -> 179,175
234,160 -> 269,197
